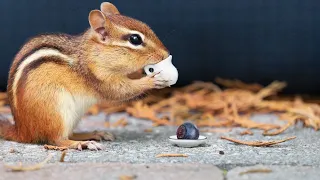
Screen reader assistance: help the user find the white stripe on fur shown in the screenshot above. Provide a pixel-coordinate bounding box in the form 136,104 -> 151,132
12,48 -> 74,108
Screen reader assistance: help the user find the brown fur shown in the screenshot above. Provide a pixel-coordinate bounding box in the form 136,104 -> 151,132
1,2 -> 170,149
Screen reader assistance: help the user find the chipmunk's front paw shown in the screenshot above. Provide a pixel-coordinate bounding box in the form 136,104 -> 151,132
50,139 -> 104,151
143,72 -> 170,89
154,77 -> 170,89
93,131 -> 115,141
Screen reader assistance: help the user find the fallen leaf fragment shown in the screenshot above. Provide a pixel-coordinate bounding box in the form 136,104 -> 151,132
156,154 -> 188,158
239,168 -> 272,175
220,136 -> 296,147
4,154 -> 53,172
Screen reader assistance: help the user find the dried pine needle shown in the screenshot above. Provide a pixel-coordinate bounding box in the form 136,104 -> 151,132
239,168 -> 272,175
59,150 -> 67,162
4,153 -> 53,172
119,175 -> 137,180
112,117 -> 128,127
221,136 -> 296,147
215,77 -> 263,92
156,154 -> 188,158
263,121 -> 293,136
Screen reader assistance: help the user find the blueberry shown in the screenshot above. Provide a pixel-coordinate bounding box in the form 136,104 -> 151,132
176,122 -> 199,140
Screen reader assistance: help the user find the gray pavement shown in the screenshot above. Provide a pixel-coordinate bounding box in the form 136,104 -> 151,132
0,163 -> 223,180
1,112 -> 320,179
227,165 -> 320,180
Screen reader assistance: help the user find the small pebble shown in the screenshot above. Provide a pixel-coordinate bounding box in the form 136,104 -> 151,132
9,148 -> 16,153
219,151 -> 225,155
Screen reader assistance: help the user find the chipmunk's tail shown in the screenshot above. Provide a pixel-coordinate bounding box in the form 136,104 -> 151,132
0,115 -> 16,141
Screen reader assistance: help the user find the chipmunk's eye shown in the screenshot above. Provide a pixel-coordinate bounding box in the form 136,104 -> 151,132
129,34 -> 143,46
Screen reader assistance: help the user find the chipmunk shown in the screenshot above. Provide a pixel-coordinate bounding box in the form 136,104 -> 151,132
0,2 -> 178,150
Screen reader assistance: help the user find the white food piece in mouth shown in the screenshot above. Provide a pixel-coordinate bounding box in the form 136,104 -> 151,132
143,55 -> 179,86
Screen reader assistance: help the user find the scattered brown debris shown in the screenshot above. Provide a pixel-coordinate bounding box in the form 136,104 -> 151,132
240,129 -> 253,136
144,128 -> 153,133
239,168 -> 272,175
111,117 -> 128,127
44,144 -> 68,151
0,78 -> 319,136
119,175 -> 137,180
4,154 -> 53,172
59,150 -> 67,162
220,136 -> 296,147
79,78 -> 320,136
215,77 -> 263,92
155,153 -> 188,158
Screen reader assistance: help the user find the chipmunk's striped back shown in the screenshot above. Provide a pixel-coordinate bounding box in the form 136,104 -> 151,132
7,34 -> 80,110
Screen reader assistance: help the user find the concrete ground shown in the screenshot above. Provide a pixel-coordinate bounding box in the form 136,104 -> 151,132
0,112 -> 320,180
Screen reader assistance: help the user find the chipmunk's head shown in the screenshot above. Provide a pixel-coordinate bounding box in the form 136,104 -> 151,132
87,2 -> 169,78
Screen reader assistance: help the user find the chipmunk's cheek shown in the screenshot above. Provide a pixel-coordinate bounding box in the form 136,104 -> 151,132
143,55 -> 179,86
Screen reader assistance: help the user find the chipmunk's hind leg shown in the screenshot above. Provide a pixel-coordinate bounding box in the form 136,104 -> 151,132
69,131 -> 115,141
45,139 -> 104,151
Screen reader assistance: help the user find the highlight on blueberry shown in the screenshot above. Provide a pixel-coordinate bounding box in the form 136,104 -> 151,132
176,122 -> 200,140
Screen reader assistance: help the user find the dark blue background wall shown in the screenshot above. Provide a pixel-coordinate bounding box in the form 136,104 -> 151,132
0,0 -> 319,94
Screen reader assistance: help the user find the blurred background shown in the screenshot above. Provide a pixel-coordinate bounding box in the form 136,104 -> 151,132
0,0 -> 319,95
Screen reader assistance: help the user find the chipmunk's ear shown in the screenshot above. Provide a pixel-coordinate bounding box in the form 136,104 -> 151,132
100,2 -> 120,16
89,10 -> 112,40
